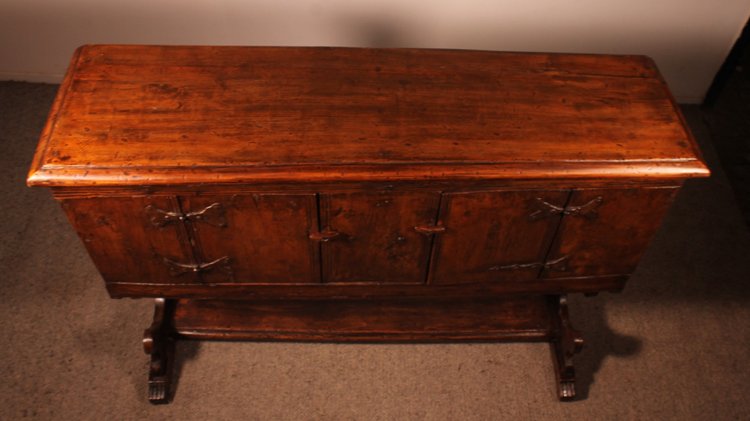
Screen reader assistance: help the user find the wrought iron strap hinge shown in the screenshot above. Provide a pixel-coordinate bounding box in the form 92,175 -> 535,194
146,202 -> 227,228
529,196 -> 603,221
487,255 -> 569,272
162,256 -> 234,280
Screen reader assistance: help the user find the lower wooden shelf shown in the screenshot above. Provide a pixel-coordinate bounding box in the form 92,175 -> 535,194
142,295 -> 583,404
172,296 -> 555,342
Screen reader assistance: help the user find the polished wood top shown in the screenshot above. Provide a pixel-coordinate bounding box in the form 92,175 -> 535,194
28,45 -> 709,187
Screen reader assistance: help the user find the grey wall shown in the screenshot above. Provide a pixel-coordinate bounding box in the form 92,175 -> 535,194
2,0 -> 749,102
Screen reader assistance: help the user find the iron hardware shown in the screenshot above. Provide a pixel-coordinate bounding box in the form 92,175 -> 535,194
162,255 -> 233,280
529,196 -> 603,221
414,225 -> 446,235
487,255 -> 569,272
309,229 -> 341,242
146,202 -> 227,227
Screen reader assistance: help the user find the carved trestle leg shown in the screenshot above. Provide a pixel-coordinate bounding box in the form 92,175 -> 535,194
142,298 -> 176,404
549,295 -> 584,400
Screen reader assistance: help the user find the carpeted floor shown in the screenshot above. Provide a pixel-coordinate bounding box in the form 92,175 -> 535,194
1,81 -> 749,420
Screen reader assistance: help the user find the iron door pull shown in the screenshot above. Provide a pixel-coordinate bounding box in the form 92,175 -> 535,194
414,224 -> 446,235
309,229 -> 341,242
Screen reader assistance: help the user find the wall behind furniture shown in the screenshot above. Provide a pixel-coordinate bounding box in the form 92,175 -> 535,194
1,0 -> 748,103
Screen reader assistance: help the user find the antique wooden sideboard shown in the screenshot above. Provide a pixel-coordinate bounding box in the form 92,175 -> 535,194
27,45 -> 709,403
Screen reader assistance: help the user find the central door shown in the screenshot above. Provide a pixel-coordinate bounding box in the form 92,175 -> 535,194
318,191 -> 441,283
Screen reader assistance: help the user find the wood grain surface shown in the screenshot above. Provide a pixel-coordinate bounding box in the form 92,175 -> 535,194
27,45 -> 709,187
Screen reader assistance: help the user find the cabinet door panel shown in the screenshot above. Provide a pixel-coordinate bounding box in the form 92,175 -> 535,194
319,191 -> 440,283
430,190 -> 569,284
61,197 -> 197,284
543,187 -> 678,278
184,194 -> 320,284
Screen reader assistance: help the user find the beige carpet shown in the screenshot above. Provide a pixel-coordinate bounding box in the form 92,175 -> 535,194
1,81 -> 748,420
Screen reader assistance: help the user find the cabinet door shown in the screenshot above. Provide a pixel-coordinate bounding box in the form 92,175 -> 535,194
61,196 -> 198,284
542,187 -> 679,278
182,194 -> 320,284
319,191 -> 441,283
429,190 -> 569,284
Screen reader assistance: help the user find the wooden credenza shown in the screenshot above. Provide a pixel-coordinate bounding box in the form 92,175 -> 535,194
27,45 -> 709,403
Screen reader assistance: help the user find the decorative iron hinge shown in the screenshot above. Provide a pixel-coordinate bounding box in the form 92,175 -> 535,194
146,202 -> 227,228
487,255 -> 569,272
528,196 -> 603,221
162,256 -> 234,281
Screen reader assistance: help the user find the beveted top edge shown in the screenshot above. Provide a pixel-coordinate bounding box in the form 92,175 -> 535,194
28,45 -> 709,188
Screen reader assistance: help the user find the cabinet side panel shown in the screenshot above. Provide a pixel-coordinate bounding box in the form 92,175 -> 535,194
543,187 -> 679,278
60,197 -> 197,284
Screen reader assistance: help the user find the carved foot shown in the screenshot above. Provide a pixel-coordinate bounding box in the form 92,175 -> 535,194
143,298 -> 176,404
550,295 -> 584,401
